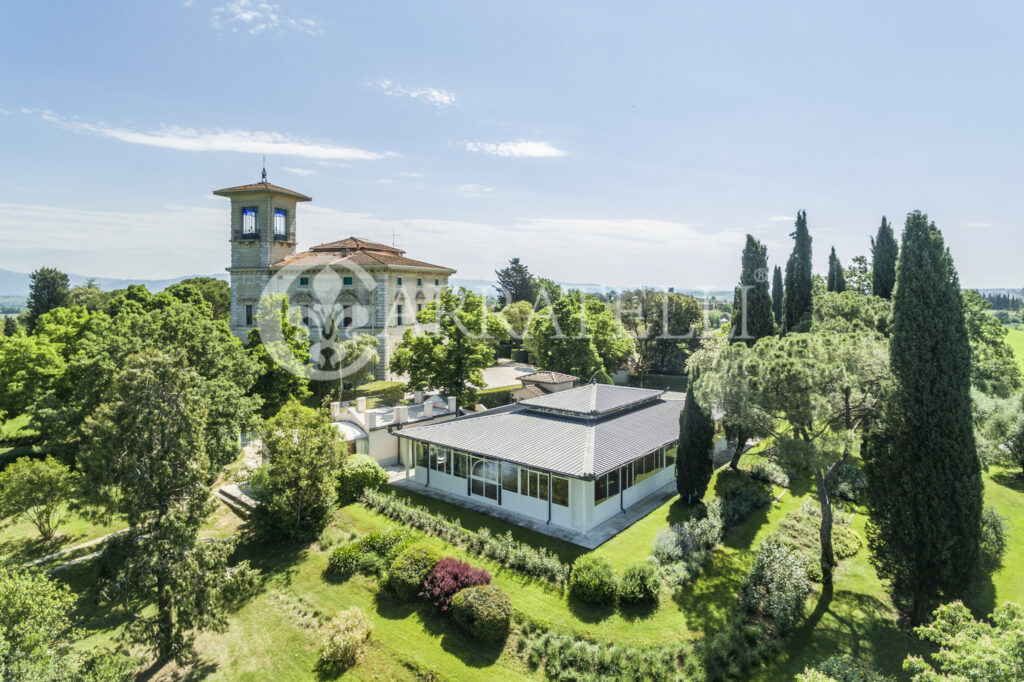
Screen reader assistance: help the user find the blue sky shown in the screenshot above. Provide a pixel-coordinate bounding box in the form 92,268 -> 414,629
1,1 -> 1021,289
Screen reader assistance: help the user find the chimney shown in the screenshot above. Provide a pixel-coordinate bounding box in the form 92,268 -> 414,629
447,396 -> 457,414
329,401 -> 341,421
356,396 -> 367,413
367,412 -> 378,429
413,390 -> 424,404
423,402 -> 433,418
396,406 -> 409,424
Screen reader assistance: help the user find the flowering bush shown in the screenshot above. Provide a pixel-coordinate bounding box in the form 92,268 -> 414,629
421,557 -> 491,613
360,489 -> 570,584
568,556 -> 618,605
451,584 -> 513,644
318,607 -> 373,670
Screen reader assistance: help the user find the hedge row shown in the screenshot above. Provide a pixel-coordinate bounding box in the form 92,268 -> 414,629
359,489 -> 570,584
341,381 -> 405,405
476,385 -> 517,409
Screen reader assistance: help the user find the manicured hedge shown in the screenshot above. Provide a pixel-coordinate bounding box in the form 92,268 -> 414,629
476,385 -> 517,409
337,454 -> 388,504
451,584 -> 513,644
387,542 -> 442,601
568,555 -> 618,605
341,380 -> 405,406
618,560 -> 661,604
326,527 -> 416,579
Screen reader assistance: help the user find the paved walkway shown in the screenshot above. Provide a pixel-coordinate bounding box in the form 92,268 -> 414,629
387,471 -> 679,549
479,359 -> 537,389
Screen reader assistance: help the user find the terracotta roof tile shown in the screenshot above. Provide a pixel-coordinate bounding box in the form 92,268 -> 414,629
212,181 -> 312,201
518,371 -> 579,385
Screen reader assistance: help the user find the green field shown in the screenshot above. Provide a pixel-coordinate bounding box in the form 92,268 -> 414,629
1006,327 -> 1024,373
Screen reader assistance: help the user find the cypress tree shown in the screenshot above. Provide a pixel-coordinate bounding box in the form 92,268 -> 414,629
783,210 -> 813,332
731,235 -> 775,344
871,216 -> 898,299
826,247 -> 846,292
771,265 -> 784,327
863,211 -> 982,625
677,372 -> 715,504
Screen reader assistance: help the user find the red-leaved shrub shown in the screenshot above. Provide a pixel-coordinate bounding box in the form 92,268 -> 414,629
420,557 -> 491,613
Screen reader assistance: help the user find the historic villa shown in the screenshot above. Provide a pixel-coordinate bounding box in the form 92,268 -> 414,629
394,383 -> 683,534
214,176 -> 455,378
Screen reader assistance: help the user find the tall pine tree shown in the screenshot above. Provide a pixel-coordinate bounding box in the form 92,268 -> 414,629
863,211 -> 982,625
871,216 -> 898,299
827,247 -> 846,292
783,211 -> 813,333
731,235 -> 775,343
771,265 -> 784,327
677,372 -> 715,504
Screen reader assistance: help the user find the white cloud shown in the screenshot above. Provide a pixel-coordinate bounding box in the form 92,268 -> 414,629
464,140 -> 566,158
375,178 -> 394,184
283,166 -> 315,176
369,79 -> 455,108
29,109 -> 393,160
457,184 -> 494,195
768,215 -> 795,222
211,1 -> 322,36
400,171 -> 424,178
966,221 -> 991,228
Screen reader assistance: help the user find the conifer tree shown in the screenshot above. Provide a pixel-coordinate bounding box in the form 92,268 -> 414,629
677,372 -> 715,504
863,211 -> 982,625
783,211 -> 813,332
827,247 -> 846,292
871,216 -> 898,299
771,265 -> 784,327
730,235 -> 775,344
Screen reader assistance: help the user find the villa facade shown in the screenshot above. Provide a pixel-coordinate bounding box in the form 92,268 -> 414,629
214,177 -> 455,379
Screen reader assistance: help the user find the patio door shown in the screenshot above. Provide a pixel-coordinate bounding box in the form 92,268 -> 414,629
469,457 -> 499,502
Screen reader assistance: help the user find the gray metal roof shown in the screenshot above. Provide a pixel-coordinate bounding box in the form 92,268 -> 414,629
396,395 -> 683,478
517,383 -> 664,416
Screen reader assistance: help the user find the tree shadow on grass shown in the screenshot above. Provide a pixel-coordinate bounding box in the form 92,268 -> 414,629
230,529 -> 310,593
0,530 -> 91,568
137,657 -> 219,682
965,568 -> 997,618
372,589 -> 417,620
566,594 -> 616,623
618,599 -> 659,622
722,502 -> 773,553
672,550 -> 750,633
990,469 -> 1024,493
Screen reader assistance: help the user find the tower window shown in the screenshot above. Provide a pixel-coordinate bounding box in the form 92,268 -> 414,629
242,207 -> 257,235
435,278 -> 440,286
417,278 -> 422,287
397,277 -> 403,286
397,304 -> 404,326
299,276 -> 310,287
245,304 -> 254,326
342,276 -> 353,286
273,209 -> 287,238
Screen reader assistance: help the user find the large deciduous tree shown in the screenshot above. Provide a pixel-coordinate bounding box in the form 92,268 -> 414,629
826,247 -> 846,293
864,211 -> 982,624
0,333 -> 64,423
494,257 -> 536,307
961,290 -> 1022,398
33,285 -> 260,468
783,211 -> 814,333
527,294 -> 634,381
390,287 -> 503,408
168,277 -> 231,321
676,371 -> 715,504
251,402 -> 344,540
698,333 -> 890,581
620,289 -> 702,378
843,255 -> 872,295
246,294 -> 311,418
0,456 -> 78,541
870,216 -> 898,300
80,350 -> 257,663
26,267 -> 69,328
731,235 -> 775,344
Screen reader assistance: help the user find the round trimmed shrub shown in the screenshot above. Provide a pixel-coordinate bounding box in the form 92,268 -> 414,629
337,454 -> 389,504
451,584 -> 513,644
318,607 -> 373,670
326,543 -> 362,578
568,555 -> 618,605
387,542 -> 442,601
618,560 -> 661,604
421,557 -> 491,613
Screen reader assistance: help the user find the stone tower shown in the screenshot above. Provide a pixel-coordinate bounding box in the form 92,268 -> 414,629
214,175 -> 312,340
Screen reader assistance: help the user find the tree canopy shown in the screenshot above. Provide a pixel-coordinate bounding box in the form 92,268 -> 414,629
783,211 -> 814,333
771,265 -> 784,327
26,267 -> 69,328
864,211 -> 982,624
871,216 -> 898,299
620,289 -> 702,376
961,290 -> 1022,398
246,294 -> 312,418
826,247 -> 846,293
676,371 -> 715,504
494,258 -> 536,307
731,235 -> 775,344
168,277 -> 231,320
390,287 -> 503,408
527,294 -> 634,380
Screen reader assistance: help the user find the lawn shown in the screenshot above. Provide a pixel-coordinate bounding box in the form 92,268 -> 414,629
1005,327 -> 1024,373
